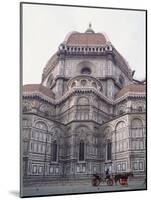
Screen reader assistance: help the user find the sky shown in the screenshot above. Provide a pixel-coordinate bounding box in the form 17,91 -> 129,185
23,3 -> 146,85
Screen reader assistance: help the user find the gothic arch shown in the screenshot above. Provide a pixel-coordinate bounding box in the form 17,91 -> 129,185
131,118 -> 143,128
115,121 -> 126,131
115,121 -> 127,143
130,118 -> 144,149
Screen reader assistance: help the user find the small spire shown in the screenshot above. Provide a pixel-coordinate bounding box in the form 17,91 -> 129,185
89,22 -> 92,29
85,22 -> 94,33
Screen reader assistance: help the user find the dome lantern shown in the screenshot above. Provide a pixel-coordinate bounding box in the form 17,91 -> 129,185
85,22 -> 95,33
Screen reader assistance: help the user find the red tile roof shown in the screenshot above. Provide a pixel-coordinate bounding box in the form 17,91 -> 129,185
116,84 -> 146,98
66,32 -> 107,46
23,84 -> 55,99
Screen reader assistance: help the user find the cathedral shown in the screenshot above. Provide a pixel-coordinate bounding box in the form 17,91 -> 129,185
22,24 -> 146,183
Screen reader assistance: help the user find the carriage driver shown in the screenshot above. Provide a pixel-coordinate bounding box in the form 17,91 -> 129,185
105,168 -> 110,179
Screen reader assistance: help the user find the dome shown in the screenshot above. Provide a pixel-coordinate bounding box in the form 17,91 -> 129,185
116,84 -> 146,99
64,24 -> 108,46
65,32 -> 107,46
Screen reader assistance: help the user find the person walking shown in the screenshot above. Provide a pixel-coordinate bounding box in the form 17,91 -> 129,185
105,168 -> 110,179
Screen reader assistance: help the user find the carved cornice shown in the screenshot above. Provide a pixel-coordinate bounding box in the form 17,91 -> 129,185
115,92 -> 146,103
23,89 -> 146,106
23,91 -> 55,104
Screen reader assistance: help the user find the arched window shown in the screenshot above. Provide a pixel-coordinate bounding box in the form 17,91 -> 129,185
77,97 -> 89,120
131,118 -> 143,128
79,140 -> 84,161
104,127 -> 112,160
107,140 -> 112,160
52,140 -> 58,162
81,67 -> 91,75
115,121 -> 126,152
131,119 -> 144,150
131,118 -> 143,138
116,121 -> 126,131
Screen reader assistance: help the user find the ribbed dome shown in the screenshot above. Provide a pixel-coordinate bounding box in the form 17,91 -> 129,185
66,32 -> 107,46
64,25 -> 108,46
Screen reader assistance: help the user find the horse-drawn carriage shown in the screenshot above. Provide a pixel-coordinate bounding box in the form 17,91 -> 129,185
91,173 -> 113,186
91,172 -> 133,187
114,172 -> 133,185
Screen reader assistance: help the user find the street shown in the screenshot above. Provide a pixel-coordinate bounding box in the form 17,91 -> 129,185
22,179 -> 146,197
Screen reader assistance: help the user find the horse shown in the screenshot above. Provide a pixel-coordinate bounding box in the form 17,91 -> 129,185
91,173 -> 113,186
113,172 -> 133,185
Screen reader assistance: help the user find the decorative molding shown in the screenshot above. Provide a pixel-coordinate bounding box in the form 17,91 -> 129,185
23,89 -> 146,107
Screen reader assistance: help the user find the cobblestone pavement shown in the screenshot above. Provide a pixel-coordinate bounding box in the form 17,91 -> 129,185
22,179 -> 146,197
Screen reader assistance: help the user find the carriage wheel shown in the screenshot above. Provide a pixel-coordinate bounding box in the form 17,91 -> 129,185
107,179 -> 113,186
92,178 -> 100,186
95,179 -> 100,186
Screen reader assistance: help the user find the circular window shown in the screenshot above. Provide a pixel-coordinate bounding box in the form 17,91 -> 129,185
81,67 -> 91,75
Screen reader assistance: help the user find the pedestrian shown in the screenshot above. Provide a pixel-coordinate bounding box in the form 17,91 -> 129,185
105,168 -> 110,179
